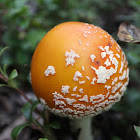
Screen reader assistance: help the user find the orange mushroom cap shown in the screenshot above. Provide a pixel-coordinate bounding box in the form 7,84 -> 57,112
31,21 -> 129,118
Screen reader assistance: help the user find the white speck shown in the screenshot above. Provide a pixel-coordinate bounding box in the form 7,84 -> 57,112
119,70 -> 126,80
71,94 -> 81,98
82,66 -> 85,71
108,51 -> 113,55
52,108 -> 63,114
119,61 -> 124,73
52,92 -> 64,100
126,68 -> 129,79
112,82 -> 122,93
73,104 -> 86,110
112,77 -> 118,85
104,46 -> 109,53
96,107 -> 103,113
79,88 -> 84,93
63,108 -> 73,113
65,98 -> 76,105
79,95 -> 88,102
65,49 -> 80,66
109,92 -> 120,100
53,99 -> 66,106
104,58 -> 111,67
90,54 -> 96,62
105,85 -> 111,90
86,76 -> 90,80
73,71 -> 83,81
87,105 -> 95,111
84,30 -> 92,34
76,111 -> 84,114
98,46 -> 104,51
116,53 -> 120,58
61,85 -> 70,95
106,92 -> 110,98
116,44 -> 121,52
44,66 -> 56,76
73,86 -> 77,92
79,81 -> 85,84
104,104 -> 112,111
91,78 -> 96,85
109,55 -> 118,71
90,94 -> 105,103
83,33 -> 88,37
91,66 -> 116,83
83,48 -> 85,50
85,110 -> 95,115
40,98 -> 47,105
120,82 -> 127,93
101,52 -> 106,58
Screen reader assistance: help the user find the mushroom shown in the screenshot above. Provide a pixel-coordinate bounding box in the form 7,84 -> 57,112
31,21 -> 129,140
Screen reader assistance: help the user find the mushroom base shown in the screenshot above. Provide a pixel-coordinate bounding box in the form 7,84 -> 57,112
70,117 -> 94,140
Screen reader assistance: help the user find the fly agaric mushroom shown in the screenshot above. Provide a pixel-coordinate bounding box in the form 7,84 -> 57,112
31,21 -> 129,140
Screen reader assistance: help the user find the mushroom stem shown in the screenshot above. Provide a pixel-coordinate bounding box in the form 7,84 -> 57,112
70,117 -> 94,140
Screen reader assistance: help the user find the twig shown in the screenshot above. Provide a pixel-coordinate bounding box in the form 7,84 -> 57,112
14,88 -> 33,104
0,73 -> 8,83
31,123 -> 46,134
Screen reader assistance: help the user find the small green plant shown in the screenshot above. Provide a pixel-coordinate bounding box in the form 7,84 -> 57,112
134,125 -> 140,138
11,99 -> 59,140
38,138 -> 48,140
0,47 -> 18,88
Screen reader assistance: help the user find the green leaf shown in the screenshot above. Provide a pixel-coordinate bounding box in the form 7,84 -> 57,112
0,47 -> 9,56
0,84 -> 6,87
0,65 -> 8,78
9,69 -> 18,80
38,138 -> 48,140
134,125 -> 140,138
11,123 -> 30,140
3,64 -> 8,78
21,102 -> 32,120
26,29 -> 46,50
49,121 -> 60,129
30,100 -> 40,118
112,136 -> 122,140
0,67 -> 5,77
30,100 -> 40,125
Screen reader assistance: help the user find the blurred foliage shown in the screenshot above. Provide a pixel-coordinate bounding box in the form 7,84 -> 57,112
1,0 -> 140,139
11,100 -> 59,140
134,125 -> 140,138
0,47 -> 19,88
11,123 -> 31,140
38,138 -> 48,140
